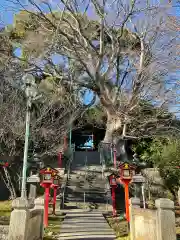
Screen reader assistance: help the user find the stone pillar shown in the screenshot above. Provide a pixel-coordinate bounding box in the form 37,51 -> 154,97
34,197 -> 44,210
155,198 -> 176,240
34,197 -> 44,239
8,198 -> 33,240
28,184 -> 37,199
129,197 -> 140,240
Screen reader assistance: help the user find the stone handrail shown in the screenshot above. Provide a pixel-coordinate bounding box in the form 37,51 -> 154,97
59,145 -> 74,208
98,145 -> 112,207
129,197 -> 176,240
8,198 -> 44,240
65,144 -> 74,178
27,208 -> 44,240
77,190 -> 108,194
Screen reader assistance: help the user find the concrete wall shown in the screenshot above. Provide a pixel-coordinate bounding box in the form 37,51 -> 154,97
72,151 -> 100,170
8,198 -> 44,240
130,197 -> 176,240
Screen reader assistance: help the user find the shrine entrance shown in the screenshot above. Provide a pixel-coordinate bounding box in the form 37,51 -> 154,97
71,124 -> 105,151
70,125 -> 105,168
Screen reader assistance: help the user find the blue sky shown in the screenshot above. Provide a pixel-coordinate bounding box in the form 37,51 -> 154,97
1,0 -> 179,26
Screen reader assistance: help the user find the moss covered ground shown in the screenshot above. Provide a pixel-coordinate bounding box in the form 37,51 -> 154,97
43,214 -> 65,239
0,201 -> 11,225
105,214 -> 130,240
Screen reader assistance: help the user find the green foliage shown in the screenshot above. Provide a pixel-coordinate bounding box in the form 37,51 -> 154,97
84,106 -> 106,126
132,137 -> 169,164
156,140 -> 180,196
133,137 -> 180,198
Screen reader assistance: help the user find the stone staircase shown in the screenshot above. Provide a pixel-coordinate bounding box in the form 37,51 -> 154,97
58,212 -> 116,240
58,151 -> 115,239
61,150 -> 112,212
63,167 -> 111,211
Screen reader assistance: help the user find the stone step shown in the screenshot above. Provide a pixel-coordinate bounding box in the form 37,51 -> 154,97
65,190 -> 107,194
66,187 -> 106,190
67,184 -> 106,188
63,212 -> 103,217
65,198 -> 107,201
65,195 -> 106,198
65,195 -> 106,199
60,209 -> 91,213
58,234 -> 115,239
60,228 -> 114,233
63,218 -> 107,223
62,223 -> 111,228
64,200 -> 107,204
67,187 -> 107,190
60,210 -> 112,214
59,231 -> 115,236
67,183 -> 105,188
65,192 -> 106,195
63,215 -> 109,219
58,212 -> 116,240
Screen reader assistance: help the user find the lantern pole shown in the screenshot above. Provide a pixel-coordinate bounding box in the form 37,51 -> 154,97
124,181 -> 130,222
142,183 -> 146,209
110,144 -> 113,164
119,162 -> 136,222
40,167 -> 58,227
21,74 -> 38,199
109,174 -> 117,217
52,187 -> 57,215
113,146 -> 117,169
44,186 -> 50,227
21,97 -> 31,198
112,186 -> 116,216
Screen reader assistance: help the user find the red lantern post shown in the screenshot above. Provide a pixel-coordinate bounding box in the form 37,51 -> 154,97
109,173 -> 118,216
113,146 -> 117,169
40,167 -> 58,227
50,174 -> 61,215
119,162 -> 136,222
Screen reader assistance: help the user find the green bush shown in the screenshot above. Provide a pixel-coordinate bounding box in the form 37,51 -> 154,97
133,137 -> 180,200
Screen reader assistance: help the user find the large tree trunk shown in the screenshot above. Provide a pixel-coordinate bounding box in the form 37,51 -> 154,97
102,110 -> 128,162
102,112 -> 122,143
116,139 -> 129,162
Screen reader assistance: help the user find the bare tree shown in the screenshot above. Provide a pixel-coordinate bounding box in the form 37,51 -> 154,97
3,0 -> 179,150
0,73 -> 82,156
0,64 -> 82,198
